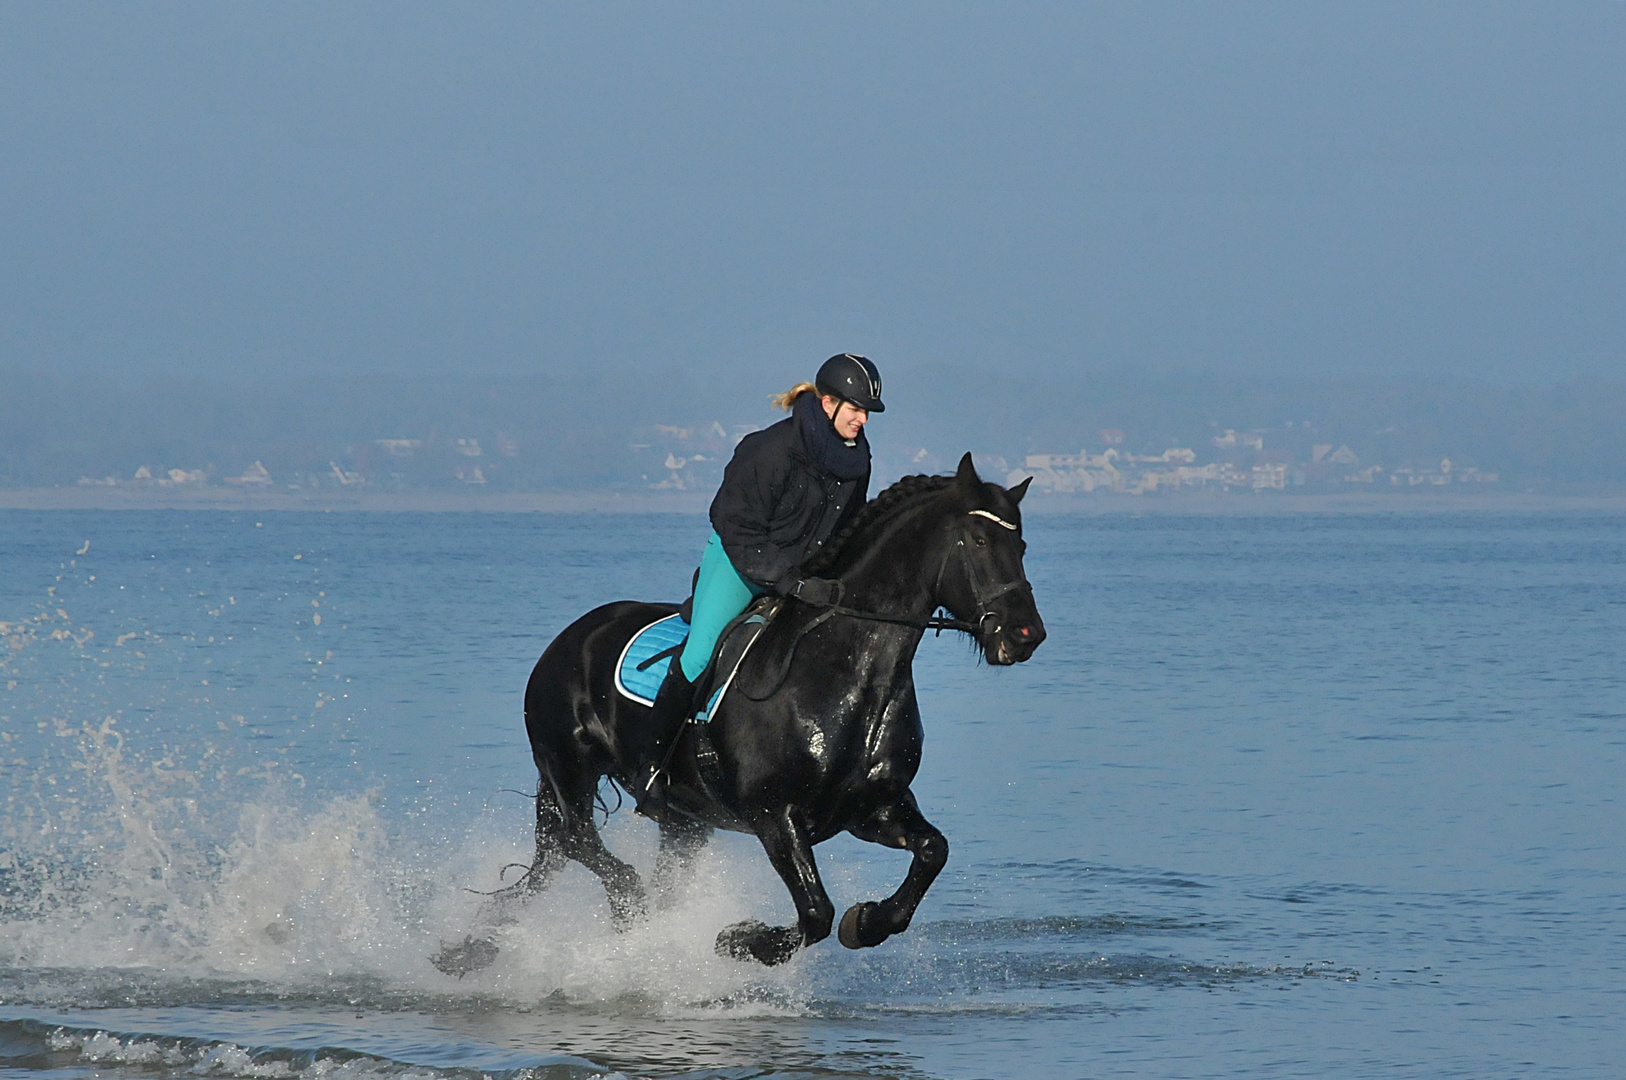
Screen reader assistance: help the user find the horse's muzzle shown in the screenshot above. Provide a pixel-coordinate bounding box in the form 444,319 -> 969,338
986,618 -> 1045,665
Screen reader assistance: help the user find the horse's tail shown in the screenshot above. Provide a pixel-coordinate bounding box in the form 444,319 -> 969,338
522,621 -> 599,880
521,598 -> 679,837
529,735 -> 574,831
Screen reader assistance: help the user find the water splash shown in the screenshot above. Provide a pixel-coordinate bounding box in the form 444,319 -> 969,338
0,722 -> 807,1010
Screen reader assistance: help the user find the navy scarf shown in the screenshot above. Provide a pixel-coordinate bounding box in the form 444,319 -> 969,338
794,392 -> 871,480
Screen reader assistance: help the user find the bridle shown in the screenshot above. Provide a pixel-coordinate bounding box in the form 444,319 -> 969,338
739,509 -> 1033,704
817,509 -> 1033,637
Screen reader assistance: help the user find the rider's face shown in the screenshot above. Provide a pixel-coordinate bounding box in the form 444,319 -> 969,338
821,395 -> 869,441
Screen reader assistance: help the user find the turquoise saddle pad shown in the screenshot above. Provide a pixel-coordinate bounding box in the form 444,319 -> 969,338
614,613 -> 689,705
614,610 -> 764,722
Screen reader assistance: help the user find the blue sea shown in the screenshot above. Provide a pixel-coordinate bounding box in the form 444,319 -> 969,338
2,508 -> 1623,1079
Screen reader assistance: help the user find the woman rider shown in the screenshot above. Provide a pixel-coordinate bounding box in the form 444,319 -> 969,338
643,353 -> 885,787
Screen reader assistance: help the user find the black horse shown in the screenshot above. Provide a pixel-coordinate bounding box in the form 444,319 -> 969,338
469,454 -> 1044,970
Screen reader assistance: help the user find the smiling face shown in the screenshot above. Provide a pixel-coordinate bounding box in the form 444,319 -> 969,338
821,394 -> 869,441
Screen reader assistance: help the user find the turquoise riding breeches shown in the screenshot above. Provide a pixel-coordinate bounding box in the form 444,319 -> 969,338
678,532 -> 767,681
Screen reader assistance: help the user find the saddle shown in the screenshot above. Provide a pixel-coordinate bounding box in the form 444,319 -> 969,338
614,596 -> 782,724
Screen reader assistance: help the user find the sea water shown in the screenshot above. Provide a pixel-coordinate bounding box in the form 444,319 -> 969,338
1,509 -> 1622,1079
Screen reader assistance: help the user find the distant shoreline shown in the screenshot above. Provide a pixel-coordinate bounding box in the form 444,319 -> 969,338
0,487 -> 713,513
3,486 -> 1624,514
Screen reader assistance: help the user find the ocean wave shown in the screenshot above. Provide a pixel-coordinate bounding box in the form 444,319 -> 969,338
0,1017 -> 913,1080
0,1017 -> 619,1080
917,913 -> 1220,944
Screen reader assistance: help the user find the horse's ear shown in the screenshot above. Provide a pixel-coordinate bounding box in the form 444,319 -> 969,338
1007,475 -> 1033,504
955,452 -> 981,491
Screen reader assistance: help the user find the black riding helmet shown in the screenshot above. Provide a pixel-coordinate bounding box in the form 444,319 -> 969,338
815,354 -> 886,413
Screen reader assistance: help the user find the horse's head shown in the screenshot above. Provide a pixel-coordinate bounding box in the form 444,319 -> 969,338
939,453 -> 1046,666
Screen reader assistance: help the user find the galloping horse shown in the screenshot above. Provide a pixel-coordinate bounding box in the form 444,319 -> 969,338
496,455 -> 1044,968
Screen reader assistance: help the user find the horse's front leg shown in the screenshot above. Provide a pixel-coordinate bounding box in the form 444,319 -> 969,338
838,791 -> 947,950
716,806 -> 834,966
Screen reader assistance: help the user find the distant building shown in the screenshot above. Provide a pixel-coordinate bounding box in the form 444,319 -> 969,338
1251,464 -> 1287,489
1388,457 -> 1494,486
328,462 -> 363,486
126,466 -> 205,487
1015,449 -> 1122,493
1213,429 -> 1265,451
639,419 -> 736,490
1312,444 -> 1359,465
226,461 -> 273,485
1016,447 -> 1219,494
1127,448 -> 1197,464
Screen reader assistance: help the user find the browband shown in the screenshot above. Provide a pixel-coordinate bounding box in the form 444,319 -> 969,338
968,509 -> 1018,531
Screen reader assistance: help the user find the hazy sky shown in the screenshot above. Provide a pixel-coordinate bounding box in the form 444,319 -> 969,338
2,2 -> 1621,388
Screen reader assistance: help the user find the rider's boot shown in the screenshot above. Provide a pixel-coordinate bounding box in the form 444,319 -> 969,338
637,660 -> 695,814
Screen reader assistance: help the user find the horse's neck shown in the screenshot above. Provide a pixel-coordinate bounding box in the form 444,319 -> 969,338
828,517 -> 947,724
837,506 -> 948,618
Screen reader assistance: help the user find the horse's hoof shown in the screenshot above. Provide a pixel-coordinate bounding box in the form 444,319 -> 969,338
431,935 -> 499,977
608,894 -> 649,933
606,879 -> 650,932
715,919 -> 801,966
838,902 -> 889,949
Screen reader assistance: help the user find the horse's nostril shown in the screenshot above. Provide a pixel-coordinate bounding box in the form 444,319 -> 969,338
1018,627 -> 1031,638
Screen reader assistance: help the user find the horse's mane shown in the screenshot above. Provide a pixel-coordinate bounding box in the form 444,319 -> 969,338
802,473 -> 956,576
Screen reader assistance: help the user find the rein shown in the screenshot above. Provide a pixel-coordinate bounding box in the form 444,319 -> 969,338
819,604 -> 977,634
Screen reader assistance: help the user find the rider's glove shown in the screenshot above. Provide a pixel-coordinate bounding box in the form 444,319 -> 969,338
792,577 -> 843,607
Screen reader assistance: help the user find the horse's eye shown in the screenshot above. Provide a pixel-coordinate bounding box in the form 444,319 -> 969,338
975,536 -> 988,548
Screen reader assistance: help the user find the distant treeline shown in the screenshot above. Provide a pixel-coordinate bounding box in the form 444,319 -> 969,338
3,366 -> 1624,492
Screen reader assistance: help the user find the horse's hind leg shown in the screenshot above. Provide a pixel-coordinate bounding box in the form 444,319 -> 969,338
552,781 -> 648,929
434,777 -> 575,976
526,729 -> 648,928
472,762 -> 571,909
522,782 -> 571,896
838,792 -> 948,950
651,816 -> 712,908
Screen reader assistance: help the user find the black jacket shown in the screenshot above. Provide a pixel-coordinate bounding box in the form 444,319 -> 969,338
710,413 -> 869,593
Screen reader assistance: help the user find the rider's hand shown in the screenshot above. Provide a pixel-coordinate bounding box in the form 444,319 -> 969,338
793,577 -> 843,607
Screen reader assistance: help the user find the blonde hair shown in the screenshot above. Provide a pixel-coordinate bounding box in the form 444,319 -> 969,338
769,381 -> 820,412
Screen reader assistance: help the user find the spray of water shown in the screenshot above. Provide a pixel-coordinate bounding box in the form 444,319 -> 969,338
1,583 -> 809,1014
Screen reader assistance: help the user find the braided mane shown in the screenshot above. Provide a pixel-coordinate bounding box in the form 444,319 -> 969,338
802,473 -> 956,577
